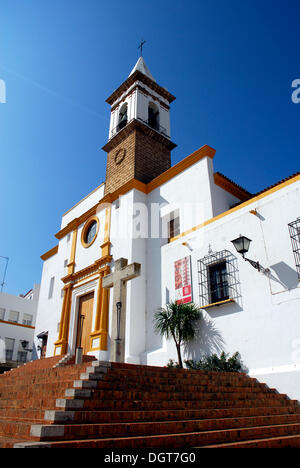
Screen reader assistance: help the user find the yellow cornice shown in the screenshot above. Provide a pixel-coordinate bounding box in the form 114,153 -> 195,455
214,172 -> 251,201
170,173 -> 300,243
40,245 -> 58,261
0,319 -> 35,330
147,145 -> 216,193
61,256 -> 112,285
51,145 -> 299,245
55,207 -> 97,240
53,145 -> 215,241
62,183 -> 105,217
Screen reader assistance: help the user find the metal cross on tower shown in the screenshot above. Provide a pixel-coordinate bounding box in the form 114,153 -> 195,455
138,40 -> 146,57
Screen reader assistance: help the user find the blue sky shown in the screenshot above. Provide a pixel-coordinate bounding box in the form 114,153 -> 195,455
0,0 -> 299,295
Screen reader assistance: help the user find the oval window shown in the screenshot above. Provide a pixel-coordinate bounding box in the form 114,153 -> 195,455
81,217 -> 99,248
85,221 -> 97,245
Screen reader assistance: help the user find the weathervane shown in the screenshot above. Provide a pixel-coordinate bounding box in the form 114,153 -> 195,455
138,40 -> 146,57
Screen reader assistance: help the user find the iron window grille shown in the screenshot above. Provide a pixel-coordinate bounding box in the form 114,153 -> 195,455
288,218 -> 300,280
198,250 -> 240,308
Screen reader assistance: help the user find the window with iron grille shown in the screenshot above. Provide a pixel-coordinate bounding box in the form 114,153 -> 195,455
198,250 -> 240,308
288,218 -> 300,280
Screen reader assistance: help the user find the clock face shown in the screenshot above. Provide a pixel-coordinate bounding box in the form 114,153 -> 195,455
115,148 -> 126,165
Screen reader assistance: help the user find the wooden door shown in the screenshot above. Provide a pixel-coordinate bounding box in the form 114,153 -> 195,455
76,292 -> 94,354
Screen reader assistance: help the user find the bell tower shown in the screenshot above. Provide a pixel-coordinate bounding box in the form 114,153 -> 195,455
103,57 -> 176,195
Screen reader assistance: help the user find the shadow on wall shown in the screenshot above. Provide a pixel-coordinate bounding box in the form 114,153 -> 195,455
184,315 -> 226,362
269,262 -> 299,291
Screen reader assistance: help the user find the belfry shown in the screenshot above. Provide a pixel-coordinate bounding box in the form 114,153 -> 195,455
102,56 -> 176,195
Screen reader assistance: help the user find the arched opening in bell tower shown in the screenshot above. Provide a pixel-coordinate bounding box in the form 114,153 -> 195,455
148,102 -> 159,131
118,103 -> 128,131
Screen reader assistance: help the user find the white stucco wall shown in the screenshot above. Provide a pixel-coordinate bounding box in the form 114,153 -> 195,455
61,183 -> 105,229
144,177 -> 300,399
34,249 -> 64,358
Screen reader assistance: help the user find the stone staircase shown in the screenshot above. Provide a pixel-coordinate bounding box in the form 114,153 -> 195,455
1,357 -> 300,448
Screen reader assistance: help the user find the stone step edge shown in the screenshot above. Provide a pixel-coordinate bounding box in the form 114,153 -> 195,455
200,433 -> 300,448
5,360 -> 112,445
14,423 -> 300,449
54,362 -> 111,410
28,414 -> 300,441
42,406 -> 300,424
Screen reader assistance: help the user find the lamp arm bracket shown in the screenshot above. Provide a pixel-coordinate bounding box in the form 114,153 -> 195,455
244,256 -> 270,274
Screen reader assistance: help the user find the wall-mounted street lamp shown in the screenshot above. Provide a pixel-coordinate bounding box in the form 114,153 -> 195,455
231,235 -> 270,274
21,340 -> 33,353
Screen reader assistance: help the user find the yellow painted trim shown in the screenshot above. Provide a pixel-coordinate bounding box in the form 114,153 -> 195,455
41,245 -> 58,261
53,146 -> 215,241
53,150 -> 299,244
67,227 -> 78,275
104,206 -> 111,243
81,216 -> 100,249
214,172 -> 251,201
54,283 -> 73,355
101,205 -> 112,258
61,257 -> 112,285
90,266 -> 111,351
0,319 -> 35,329
147,145 -> 216,193
200,298 -> 235,310
62,183 -> 105,217
55,207 -> 98,240
72,274 -> 100,290
170,173 -> 300,243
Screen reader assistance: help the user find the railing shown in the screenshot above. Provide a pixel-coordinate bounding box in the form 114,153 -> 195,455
110,117 -> 169,139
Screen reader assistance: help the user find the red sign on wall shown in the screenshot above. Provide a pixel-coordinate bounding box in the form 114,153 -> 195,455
174,256 -> 193,304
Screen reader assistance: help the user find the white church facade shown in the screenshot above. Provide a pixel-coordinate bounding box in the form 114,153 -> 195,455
34,57 -> 300,399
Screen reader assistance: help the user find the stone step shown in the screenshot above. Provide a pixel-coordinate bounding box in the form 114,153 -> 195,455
0,419 -> 32,439
0,408 -> 46,422
108,367 -> 255,383
201,434 -> 300,448
29,413 -> 300,442
96,380 -> 272,393
0,382 -> 82,399
80,396 -> 297,411
14,422 -> 300,449
45,405 -> 300,424
86,388 -> 284,402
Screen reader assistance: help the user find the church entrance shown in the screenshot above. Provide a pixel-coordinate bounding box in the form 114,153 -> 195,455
76,292 -> 94,354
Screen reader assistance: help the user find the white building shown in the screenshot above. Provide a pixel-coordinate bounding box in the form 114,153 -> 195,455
34,57 -> 300,399
0,284 -> 40,370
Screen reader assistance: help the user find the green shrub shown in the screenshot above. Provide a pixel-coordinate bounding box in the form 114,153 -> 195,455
166,359 -> 181,368
185,352 -> 244,373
